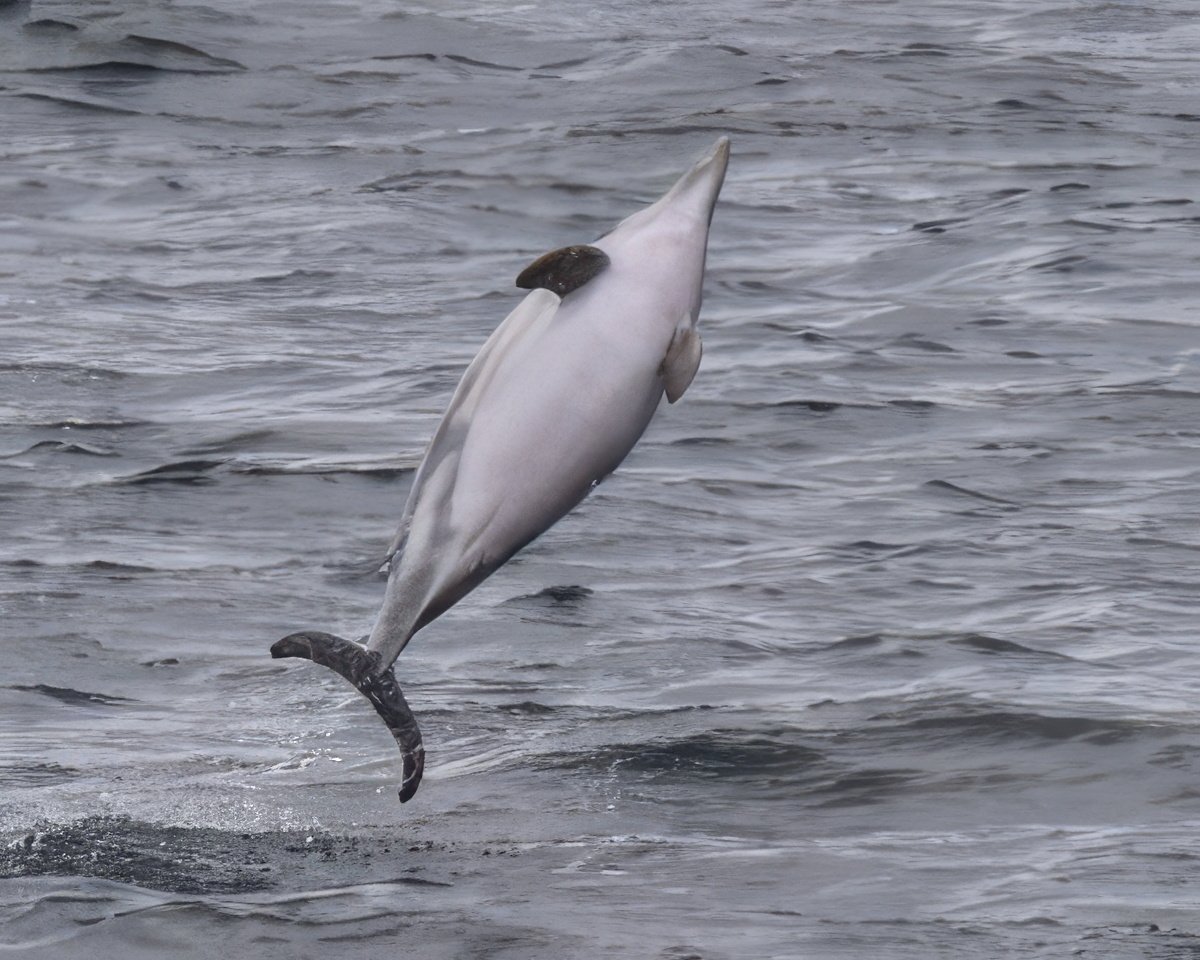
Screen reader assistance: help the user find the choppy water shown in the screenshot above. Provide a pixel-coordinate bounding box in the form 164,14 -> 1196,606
3,0 -> 1199,956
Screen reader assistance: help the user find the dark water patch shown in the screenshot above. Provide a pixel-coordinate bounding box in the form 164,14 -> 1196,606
540,729 -> 826,783
735,279 -> 779,293
121,459 -> 228,485
8,684 -> 137,707
861,540 -> 923,557
1143,214 -> 1200,225
0,763 -> 80,787
76,280 -> 172,302
181,430 -> 279,456
535,55 -> 592,70
1,557 -> 159,581
500,701 -> 556,716
1,440 -> 116,458
1093,385 -> 1200,400
990,187 -> 1030,200
1018,580 -> 1086,593
833,540 -> 913,558
771,398 -> 844,413
907,577 -> 974,592
888,399 -> 937,411
872,708 -> 1164,747
1063,217 -> 1134,233
826,633 -> 885,651
924,479 -> 1019,506
0,589 -> 80,601
888,336 -> 955,353
249,268 -> 338,284
122,34 -> 245,70
810,768 -> 922,807
581,122 -> 758,140
73,270 -> 339,299
83,559 -> 157,575
977,441 -> 1046,451
949,634 -> 1075,661
368,52 -> 439,65
0,817 -> 439,895
230,459 -> 414,479
1125,536 -> 1200,553
1031,253 -> 1093,272
822,632 -> 926,661
1106,198 -> 1193,209
670,435 -> 735,446
26,35 -> 246,75
913,217 -> 968,233
0,361 -> 128,381
379,874 -> 455,887
444,53 -> 524,72
28,60 -> 186,76
359,173 -> 431,194
778,328 -> 833,344
1149,744 -> 1200,773
22,19 -> 81,33
544,179 -> 607,196
15,91 -> 145,116
899,43 -> 952,58
507,585 -> 594,605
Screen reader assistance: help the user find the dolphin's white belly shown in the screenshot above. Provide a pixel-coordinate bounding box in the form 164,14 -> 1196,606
397,287 -> 665,629
450,325 -> 662,553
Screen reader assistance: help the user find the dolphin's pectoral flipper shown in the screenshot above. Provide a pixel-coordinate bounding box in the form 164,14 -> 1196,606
515,244 -> 610,297
270,631 -> 425,803
661,321 -> 703,403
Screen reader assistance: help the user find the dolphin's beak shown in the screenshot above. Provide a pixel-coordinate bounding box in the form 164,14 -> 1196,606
659,136 -> 730,226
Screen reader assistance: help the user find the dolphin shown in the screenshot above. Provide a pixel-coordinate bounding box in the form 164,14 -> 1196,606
271,136 -> 730,802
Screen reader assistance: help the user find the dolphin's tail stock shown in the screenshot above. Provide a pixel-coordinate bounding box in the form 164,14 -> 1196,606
270,631 -> 425,802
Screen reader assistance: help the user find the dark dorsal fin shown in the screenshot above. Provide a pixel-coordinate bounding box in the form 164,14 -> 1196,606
515,244 -> 610,297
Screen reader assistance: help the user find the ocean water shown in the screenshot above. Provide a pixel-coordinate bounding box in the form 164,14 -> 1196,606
2,0 -> 1199,956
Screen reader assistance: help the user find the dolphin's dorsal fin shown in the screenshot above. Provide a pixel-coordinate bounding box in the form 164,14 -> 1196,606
661,318 -> 703,403
515,244 -> 610,297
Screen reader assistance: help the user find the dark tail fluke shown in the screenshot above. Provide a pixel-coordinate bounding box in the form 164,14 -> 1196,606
270,630 -> 425,803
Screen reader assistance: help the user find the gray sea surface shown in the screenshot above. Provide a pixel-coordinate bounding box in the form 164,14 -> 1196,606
2,0 -> 1199,957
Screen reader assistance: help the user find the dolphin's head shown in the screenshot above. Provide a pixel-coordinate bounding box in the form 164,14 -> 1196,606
602,136 -> 730,241
657,135 -> 730,227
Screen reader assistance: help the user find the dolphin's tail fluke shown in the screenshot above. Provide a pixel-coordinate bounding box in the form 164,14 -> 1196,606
270,630 -> 424,803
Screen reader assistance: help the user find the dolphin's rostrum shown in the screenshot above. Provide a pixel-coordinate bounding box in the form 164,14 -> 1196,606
272,137 -> 730,803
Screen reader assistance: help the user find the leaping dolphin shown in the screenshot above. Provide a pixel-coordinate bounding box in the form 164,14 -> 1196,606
271,136 -> 730,802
